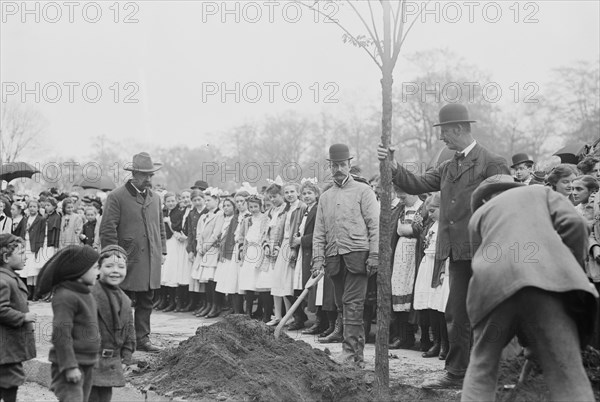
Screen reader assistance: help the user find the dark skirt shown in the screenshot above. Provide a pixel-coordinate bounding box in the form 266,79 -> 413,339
307,274 -> 337,312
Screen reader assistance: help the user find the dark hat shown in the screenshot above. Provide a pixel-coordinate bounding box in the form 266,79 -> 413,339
433,104 -> 477,127
191,180 -> 209,191
471,175 -> 525,212
327,144 -> 353,162
36,245 -> 100,295
0,233 -> 22,249
123,152 -> 163,173
529,171 -> 547,185
511,153 -> 534,168
100,245 -> 127,260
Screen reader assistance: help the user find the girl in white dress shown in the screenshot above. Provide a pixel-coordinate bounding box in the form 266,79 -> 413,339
256,184 -> 286,324
160,193 -> 180,312
213,198 -> 236,311
269,183 -> 305,326
238,195 -> 266,317
411,193 -> 450,359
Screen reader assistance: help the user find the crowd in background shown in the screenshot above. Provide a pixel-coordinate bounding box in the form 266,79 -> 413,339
1,150 -> 600,354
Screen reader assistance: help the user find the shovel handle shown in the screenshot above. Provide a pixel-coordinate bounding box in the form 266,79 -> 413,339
274,271 -> 324,339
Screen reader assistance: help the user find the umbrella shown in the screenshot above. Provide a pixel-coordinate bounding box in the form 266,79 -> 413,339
0,162 -> 40,182
553,143 -> 588,165
427,147 -> 455,170
74,175 -> 116,192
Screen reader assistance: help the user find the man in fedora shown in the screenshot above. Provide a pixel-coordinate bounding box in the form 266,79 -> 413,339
511,153 -> 535,184
463,175 -> 597,401
100,152 -> 167,352
312,143 -> 380,367
377,104 -> 510,388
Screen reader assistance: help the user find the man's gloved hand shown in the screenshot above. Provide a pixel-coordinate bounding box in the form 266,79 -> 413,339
311,257 -> 325,278
366,253 -> 378,276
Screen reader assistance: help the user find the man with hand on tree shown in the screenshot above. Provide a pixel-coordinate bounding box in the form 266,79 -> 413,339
377,104 -> 510,388
312,143 -> 380,368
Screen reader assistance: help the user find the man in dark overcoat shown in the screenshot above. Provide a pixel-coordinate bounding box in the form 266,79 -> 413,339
377,104 -> 510,388
100,152 -> 166,352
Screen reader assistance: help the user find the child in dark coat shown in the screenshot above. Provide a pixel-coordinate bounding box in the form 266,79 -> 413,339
0,234 -> 37,402
81,207 -> 97,248
36,245 -> 101,402
89,245 -> 136,402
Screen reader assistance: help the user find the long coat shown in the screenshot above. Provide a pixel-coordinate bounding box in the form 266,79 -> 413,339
0,267 -> 36,366
299,203 -> 317,286
100,182 -> 166,292
91,282 -> 135,387
392,143 -> 510,261
468,185 -> 598,339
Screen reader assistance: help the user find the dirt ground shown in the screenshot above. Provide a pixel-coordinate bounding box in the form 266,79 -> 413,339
21,301 -> 600,401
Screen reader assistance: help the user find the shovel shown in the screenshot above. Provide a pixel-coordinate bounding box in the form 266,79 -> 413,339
275,271 -> 324,339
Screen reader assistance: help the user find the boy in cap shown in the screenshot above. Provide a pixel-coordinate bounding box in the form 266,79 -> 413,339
462,175 -> 598,401
90,245 -> 135,402
37,245 -> 101,402
0,234 -> 37,402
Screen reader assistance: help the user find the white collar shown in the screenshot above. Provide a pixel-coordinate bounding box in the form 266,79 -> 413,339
460,140 -> 477,157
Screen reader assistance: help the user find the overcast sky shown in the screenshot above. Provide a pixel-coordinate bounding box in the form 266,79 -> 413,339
1,0 -> 599,161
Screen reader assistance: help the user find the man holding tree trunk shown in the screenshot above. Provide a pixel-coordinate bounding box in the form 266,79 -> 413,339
377,104 -> 510,388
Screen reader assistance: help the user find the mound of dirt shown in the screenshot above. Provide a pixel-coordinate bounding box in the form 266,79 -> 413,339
132,315 -> 372,401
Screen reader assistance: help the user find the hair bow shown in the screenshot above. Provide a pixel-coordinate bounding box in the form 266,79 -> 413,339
266,175 -> 284,186
301,177 -> 318,185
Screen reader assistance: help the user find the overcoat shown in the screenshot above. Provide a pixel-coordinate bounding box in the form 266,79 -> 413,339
0,267 -> 36,366
196,209 -> 224,267
468,185 -> 598,338
392,143 -> 509,261
100,181 -> 166,291
91,282 -> 135,387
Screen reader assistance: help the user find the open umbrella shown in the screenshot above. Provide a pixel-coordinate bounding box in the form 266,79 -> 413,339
74,175 -> 116,192
553,143 -> 588,165
0,162 -> 40,182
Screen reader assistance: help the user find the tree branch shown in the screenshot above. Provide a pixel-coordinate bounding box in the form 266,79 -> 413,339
294,1 -> 382,70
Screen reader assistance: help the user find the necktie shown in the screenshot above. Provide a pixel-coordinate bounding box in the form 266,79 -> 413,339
454,152 -> 465,161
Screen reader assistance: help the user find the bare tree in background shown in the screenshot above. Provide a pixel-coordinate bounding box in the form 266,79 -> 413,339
0,101 -> 46,163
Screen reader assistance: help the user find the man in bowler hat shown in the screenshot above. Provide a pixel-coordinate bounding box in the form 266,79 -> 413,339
377,104 -> 510,388
100,152 -> 167,352
510,153 -> 535,184
312,143 -> 380,367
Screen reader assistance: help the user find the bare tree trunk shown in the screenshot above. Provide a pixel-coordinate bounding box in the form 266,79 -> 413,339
375,2 -> 393,399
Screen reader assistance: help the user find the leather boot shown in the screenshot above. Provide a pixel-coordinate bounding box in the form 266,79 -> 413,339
163,296 -> 177,313
207,302 -> 222,318
197,302 -> 213,317
156,291 -> 170,310
153,288 -> 164,309
232,294 -> 244,314
423,311 -> 441,357
319,311 -> 337,338
162,291 -> 177,312
318,315 -> 343,343
175,287 -> 186,312
439,313 -> 449,360
182,292 -> 197,312
303,308 -> 327,335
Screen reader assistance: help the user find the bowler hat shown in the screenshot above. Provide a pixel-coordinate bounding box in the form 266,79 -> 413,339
191,180 -> 209,191
511,153 -> 534,168
471,174 -> 525,212
124,152 -> 162,173
327,144 -> 353,162
433,104 -> 477,127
